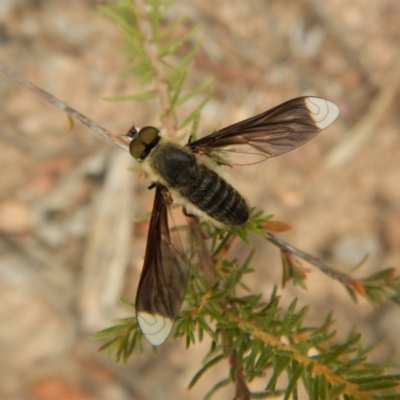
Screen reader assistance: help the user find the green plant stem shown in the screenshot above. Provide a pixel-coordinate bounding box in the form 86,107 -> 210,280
135,0 -> 176,135
226,312 -> 375,400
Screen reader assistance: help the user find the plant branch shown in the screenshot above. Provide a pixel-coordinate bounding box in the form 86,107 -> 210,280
266,233 -> 351,285
230,350 -> 251,400
0,63 -> 129,152
220,330 -> 251,400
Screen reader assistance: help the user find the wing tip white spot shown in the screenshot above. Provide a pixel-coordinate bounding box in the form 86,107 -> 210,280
137,311 -> 174,346
305,97 -> 340,129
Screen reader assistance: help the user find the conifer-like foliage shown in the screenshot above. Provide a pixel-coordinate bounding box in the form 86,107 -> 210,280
95,1 -> 400,398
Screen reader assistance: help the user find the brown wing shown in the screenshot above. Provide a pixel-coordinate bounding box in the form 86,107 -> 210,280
187,97 -> 339,165
135,185 -> 189,346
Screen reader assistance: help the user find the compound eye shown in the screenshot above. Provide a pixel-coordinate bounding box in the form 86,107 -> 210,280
129,138 -> 146,160
129,126 -> 161,160
138,126 -> 160,145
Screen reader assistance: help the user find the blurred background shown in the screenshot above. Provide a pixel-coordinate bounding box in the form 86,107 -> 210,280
0,0 -> 399,398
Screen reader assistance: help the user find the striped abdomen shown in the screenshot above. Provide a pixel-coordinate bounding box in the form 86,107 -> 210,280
180,164 -> 249,226
148,141 -> 249,226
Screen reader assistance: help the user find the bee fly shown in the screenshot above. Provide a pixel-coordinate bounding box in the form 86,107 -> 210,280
0,67 -> 339,346
128,96 -> 339,345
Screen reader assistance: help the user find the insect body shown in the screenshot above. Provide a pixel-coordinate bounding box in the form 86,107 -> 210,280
129,96 -> 340,346
130,132 -> 249,226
